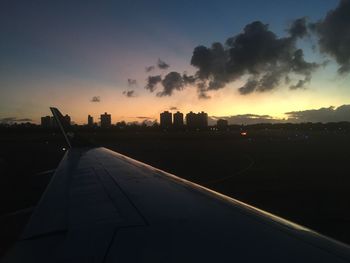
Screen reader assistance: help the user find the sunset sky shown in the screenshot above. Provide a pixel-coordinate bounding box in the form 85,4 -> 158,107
1,0 -> 350,124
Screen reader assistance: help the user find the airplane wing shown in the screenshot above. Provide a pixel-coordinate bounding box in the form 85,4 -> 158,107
3,108 -> 350,262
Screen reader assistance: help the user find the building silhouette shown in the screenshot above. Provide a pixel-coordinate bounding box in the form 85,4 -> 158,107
41,114 -> 70,128
41,116 -> 53,128
100,112 -> 111,128
88,115 -> 94,126
198,111 -> 208,128
217,119 -> 228,130
186,111 -> 208,129
64,114 -> 71,125
160,111 -> 172,129
185,112 -> 196,129
173,111 -> 184,127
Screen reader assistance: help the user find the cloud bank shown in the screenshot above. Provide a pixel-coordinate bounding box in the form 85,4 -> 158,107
0,117 -> 33,124
210,114 -> 282,125
286,104 -> 350,123
212,104 -> 350,124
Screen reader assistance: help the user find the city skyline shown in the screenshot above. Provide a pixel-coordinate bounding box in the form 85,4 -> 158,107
30,103 -> 350,127
1,1 -> 350,124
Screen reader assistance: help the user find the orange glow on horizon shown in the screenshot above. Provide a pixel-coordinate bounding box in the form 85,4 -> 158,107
7,73 -> 349,125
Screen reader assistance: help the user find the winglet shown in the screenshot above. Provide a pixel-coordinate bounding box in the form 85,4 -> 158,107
50,107 -> 72,148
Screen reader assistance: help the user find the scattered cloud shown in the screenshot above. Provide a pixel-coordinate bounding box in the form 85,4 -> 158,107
169,106 -> 179,111
157,72 -> 184,97
90,96 -> 101,102
145,66 -> 155,73
192,21 -> 318,96
145,75 -> 162,92
127,79 -> 137,86
144,19 -> 319,98
139,2 -> 350,99
122,90 -> 136,97
157,59 -> 170,69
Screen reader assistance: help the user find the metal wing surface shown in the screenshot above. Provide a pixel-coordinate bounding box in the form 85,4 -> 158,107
3,146 -> 350,263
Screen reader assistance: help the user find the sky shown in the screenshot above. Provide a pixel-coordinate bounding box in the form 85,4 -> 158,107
1,0 -> 350,124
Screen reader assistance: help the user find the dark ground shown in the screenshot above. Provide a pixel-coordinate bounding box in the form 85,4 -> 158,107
1,129 -> 350,256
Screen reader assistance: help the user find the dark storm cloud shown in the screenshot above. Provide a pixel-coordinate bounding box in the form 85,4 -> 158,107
238,78 -> 259,95
291,49 -> 319,75
122,90 -> 136,97
182,73 -> 196,85
127,78 -> 137,86
190,21 -> 319,96
144,20 -> 319,98
286,104 -> 350,123
141,2 -> 350,99
238,70 -> 288,94
90,96 -> 100,102
288,48 -> 320,90
145,66 -> 155,73
157,72 -> 184,97
196,82 -> 211,99
288,17 -> 308,38
311,0 -> 350,74
145,75 -> 162,92
157,59 -> 170,69
289,76 -> 311,90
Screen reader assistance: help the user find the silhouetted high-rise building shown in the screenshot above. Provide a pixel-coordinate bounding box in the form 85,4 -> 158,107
186,111 -> 208,130
100,112 -> 111,128
41,116 -> 58,128
41,116 -> 52,128
198,111 -> 208,128
185,111 -> 197,129
88,115 -> 93,126
173,111 -> 184,127
217,119 -> 228,130
160,111 -> 172,128
64,114 -> 71,126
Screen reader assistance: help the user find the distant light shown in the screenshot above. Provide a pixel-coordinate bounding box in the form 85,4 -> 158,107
62,147 -> 66,151
241,132 -> 247,136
